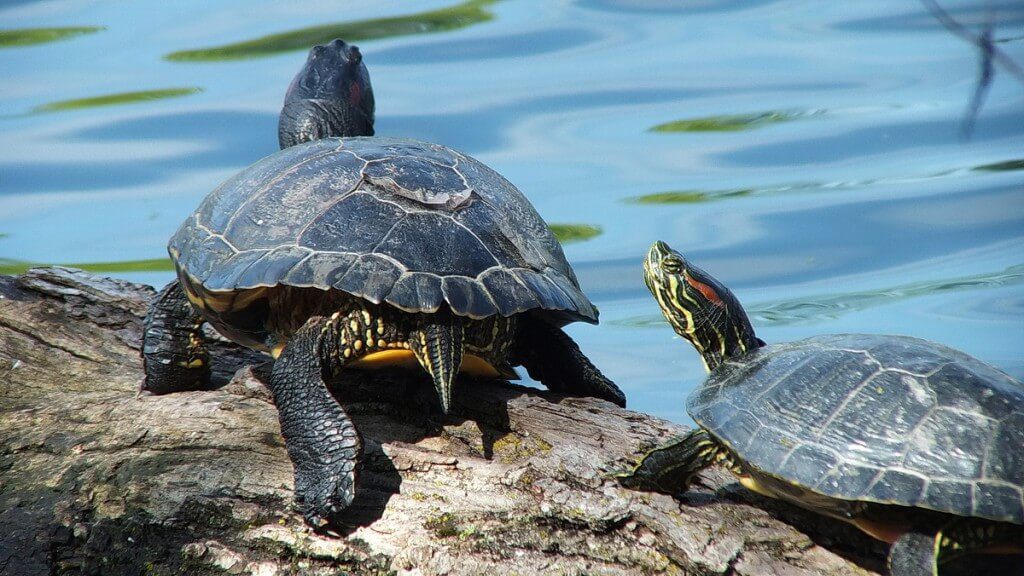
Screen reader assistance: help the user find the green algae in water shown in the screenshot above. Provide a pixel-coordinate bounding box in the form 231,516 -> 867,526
626,189 -> 755,204
33,87 -> 202,113
0,258 -> 175,276
165,0 -> 497,62
973,159 -> 1024,172
0,27 -> 105,48
649,110 -> 821,133
549,224 -> 602,244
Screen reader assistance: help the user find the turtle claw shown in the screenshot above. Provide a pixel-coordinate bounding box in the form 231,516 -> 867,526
294,467 -> 357,529
613,467 -> 662,492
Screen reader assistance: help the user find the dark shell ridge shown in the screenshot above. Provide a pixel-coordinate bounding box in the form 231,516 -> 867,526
170,137 -> 596,323
689,333 -> 1024,524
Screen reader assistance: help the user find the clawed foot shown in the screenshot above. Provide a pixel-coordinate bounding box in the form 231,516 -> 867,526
293,463 -> 358,528
592,374 -> 626,408
611,465 -> 661,492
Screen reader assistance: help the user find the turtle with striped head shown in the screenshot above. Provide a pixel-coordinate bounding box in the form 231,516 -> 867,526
619,240 -> 1023,575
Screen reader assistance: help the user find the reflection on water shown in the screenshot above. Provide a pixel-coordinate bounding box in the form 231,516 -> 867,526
0,26 -> 104,48
165,0 -> 497,62
34,88 -> 202,113
1,0 -> 1022,422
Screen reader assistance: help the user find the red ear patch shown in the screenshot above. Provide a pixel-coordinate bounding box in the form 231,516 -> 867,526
685,271 -> 725,308
349,80 -> 362,106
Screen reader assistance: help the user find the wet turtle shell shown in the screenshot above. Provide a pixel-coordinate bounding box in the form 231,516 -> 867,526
689,333 -> 1024,524
169,136 -> 597,336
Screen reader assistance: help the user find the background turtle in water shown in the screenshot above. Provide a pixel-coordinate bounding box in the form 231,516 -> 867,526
142,39 -> 624,526
618,240 -> 1023,575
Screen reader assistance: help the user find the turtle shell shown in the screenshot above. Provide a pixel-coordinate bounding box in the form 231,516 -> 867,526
170,137 -> 596,325
688,333 -> 1024,524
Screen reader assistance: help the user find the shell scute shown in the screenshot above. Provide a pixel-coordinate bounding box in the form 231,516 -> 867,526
299,191 -> 406,253
974,483 -> 1023,522
362,156 -> 470,208
513,269 -> 573,312
231,245 -> 312,289
375,212 -> 498,277
183,234 -> 237,281
989,412 -> 1024,484
779,444 -> 840,489
385,273 -> 444,313
870,469 -> 927,507
441,275 -> 498,319
220,142 -> 358,249
202,250 -> 269,290
828,462 -> 880,500
480,268 -> 540,316
289,251 -> 357,288
331,254 -> 403,304
903,407 -> 989,479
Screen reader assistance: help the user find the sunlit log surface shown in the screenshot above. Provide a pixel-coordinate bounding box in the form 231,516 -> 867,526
0,267 -> 887,575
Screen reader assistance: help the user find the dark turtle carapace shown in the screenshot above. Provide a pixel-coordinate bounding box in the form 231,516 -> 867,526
141,40 -> 624,527
619,241 -> 1023,575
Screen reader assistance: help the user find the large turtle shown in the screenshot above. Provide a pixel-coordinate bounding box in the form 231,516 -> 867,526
142,39 -> 624,526
618,241 -> 1023,575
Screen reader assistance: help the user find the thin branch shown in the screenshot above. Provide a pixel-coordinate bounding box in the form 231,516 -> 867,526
919,0 -> 1024,138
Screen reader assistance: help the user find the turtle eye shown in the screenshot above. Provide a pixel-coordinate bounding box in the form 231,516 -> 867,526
661,256 -> 683,274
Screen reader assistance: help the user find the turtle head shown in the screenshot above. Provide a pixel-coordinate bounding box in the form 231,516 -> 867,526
644,241 -> 762,372
278,39 -> 376,148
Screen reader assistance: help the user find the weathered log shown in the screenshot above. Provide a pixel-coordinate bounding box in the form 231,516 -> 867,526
0,267 -> 886,575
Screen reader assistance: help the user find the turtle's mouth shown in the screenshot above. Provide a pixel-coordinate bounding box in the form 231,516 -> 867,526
643,241 -> 674,297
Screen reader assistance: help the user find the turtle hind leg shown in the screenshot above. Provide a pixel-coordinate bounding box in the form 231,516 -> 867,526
616,429 -> 723,494
888,528 -> 940,576
512,316 -> 625,407
271,316 -> 362,528
141,280 -> 210,394
914,518 -> 1024,576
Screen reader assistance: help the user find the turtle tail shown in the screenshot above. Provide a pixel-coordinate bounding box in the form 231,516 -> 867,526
410,315 -> 465,414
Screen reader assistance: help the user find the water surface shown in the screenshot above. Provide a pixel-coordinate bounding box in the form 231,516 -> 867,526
2,0 -> 1022,423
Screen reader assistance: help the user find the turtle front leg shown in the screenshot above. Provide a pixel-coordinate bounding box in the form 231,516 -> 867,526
270,316 -> 362,527
615,429 -> 724,494
141,280 -> 210,394
512,316 -> 625,407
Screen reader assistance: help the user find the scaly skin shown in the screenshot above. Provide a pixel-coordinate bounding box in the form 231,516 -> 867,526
512,318 -> 626,408
270,316 -> 361,528
141,281 -> 209,394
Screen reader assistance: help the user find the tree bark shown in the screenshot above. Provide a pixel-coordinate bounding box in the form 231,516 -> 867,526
0,267 -> 885,576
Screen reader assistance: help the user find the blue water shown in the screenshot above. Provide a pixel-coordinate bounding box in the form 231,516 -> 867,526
2,0 -> 1022,424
